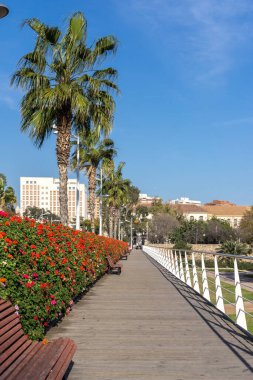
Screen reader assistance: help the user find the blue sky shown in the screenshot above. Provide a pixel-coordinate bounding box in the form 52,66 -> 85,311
1,0 -> 253,205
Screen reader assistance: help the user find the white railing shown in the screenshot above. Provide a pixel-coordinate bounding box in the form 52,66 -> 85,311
143,246 -> 253,334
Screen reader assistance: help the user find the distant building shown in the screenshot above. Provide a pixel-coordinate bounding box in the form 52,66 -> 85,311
169,197 -> 201,206
138,193 -> 161,207
170,204 -> 209,222
20,177 -> 87,221
170,201 -> 250,228
205,200 -> 235,206
94,197 -> 100,220
203,205 -> 250,228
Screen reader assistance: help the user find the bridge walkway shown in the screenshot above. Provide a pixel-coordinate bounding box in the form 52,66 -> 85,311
47,250 -> 253,380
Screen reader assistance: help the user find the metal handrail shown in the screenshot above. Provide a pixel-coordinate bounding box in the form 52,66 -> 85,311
143,245 -> 253,335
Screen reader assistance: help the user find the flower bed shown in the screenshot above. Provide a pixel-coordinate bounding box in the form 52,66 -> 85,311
0,211 -> 128,339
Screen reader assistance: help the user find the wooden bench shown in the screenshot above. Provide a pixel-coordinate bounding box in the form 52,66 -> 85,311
106,256 -> 122,275
120,252 -> 128,260
0,298 -> 76,380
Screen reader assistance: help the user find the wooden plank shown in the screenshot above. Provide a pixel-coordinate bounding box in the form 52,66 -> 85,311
0,323 -> 23,347
0,306 -> 16,321
0,313 -> 18,330
0,340 -> 33,380
47,249 -> 253,380
0,317 -> 20,338
47,340 -> 76,380
15,338 -> 64,380
0,335 -> 28,374
5,342 -> 43,380
0,301 -> 12,313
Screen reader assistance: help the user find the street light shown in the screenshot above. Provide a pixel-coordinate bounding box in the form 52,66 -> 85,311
125,217 -> 133,249
0,4 -> 9,19
52,125 -> 80,230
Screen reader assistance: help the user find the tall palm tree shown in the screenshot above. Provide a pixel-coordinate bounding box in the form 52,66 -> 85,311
102,162 -> 131,238
11,12 -> 118,225
71,129 -> 116,232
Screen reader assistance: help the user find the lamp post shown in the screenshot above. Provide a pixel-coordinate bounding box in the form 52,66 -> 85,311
99,167 -> 103,235
75,133 -> 80,230
0,4 -> 9,19
125,217 -> 133,249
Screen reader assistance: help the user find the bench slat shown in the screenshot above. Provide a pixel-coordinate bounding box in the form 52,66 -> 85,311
0,306 -> 16,321
0,340 -> 34,380
0,313 -> 18,330
0,323 -> 23,347
37,338 -> 72,380
0,297 -> 76,379
16,338 -> 64,380
0,334 -> 28,374
0,317 -> 20,338
47,340 -> 76,380
4,341 -> 43,380
0,301 -> 12,313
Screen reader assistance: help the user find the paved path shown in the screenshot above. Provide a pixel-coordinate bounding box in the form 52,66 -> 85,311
47,250 -> 253,380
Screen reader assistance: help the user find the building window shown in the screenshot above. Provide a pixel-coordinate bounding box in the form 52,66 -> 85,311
234,219 -> 238,227
199,216 -> 203,221
190,216 -> 194,221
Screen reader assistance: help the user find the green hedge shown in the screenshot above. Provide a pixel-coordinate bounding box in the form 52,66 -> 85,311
0,211 -> 128,339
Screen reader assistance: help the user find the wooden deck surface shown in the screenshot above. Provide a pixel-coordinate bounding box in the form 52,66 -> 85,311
47,250 -> 253,379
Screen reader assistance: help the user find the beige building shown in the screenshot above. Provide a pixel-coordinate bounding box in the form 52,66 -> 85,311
94,197 -> 100,219
139,193 -> 161,207
20,177 -> 87,221
170,201 -> 250,227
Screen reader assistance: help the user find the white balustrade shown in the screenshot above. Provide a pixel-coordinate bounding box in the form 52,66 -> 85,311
192,252 -> 200,293
234,258 -> 247,330
201,254 -> 210,302
142,245 -> 251,335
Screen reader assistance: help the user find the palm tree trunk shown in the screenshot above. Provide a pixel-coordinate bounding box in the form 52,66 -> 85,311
56,112 -> 71,226
88,166 -> 97,233
109,207 -> 114,237
113,209 -> 118,239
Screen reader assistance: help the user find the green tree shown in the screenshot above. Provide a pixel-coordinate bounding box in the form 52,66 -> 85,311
239,207 -> 253,243
0,174 -> 16,212
71,129 -> 116,232
102,162 -> 131,238
12,12 -> 118,226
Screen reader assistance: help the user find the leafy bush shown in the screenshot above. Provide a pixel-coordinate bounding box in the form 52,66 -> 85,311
0,211 -> 127,340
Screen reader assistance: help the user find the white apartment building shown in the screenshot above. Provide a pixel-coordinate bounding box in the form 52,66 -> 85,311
169,197 -> 201,206
20,177 -> 87,221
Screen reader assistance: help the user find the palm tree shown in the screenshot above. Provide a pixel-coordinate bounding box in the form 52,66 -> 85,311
102,162 -> 131,238
71,129 -> 116,232
0,174 -> 17,212
11,12 -> 118,225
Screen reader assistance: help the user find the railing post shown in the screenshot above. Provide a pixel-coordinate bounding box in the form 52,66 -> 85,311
214,256 -> 225,313
185,252 -> 192,287
166,248 -> 171,272
201,253 -> 210,301
234,258 -> 247,331
179,251 -> 185,283
174,251 -> 180,278
170,250 -> 176,276
166,249 -> 172,271
192,252 -> 200,293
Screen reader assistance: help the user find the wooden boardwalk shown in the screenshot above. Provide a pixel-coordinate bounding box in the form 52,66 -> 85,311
47,250 -> 253,379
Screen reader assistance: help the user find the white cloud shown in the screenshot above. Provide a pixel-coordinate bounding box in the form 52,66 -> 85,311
115,0 -> 253,81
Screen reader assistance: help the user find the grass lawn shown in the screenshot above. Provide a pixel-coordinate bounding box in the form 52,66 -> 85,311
228,313 -> 253,335
191,270 -> 253,305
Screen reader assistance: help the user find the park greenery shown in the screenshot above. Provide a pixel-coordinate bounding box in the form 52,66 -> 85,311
0,211 -> 128,339
0,173 -> 16,213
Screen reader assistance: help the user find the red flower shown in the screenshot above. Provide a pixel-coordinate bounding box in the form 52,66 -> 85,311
25,281 -> 35,288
